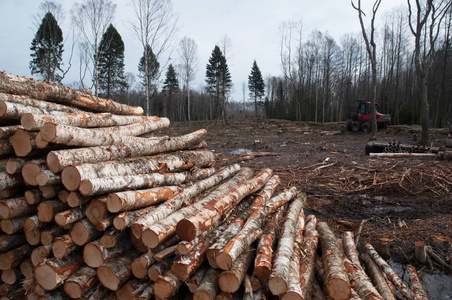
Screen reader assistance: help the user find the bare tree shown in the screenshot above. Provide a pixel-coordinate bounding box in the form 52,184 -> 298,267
32,0 -> 65,28
352,0 -> 382,138
178,37 -> 198,122
408,0 -> 452,145
130,0 -> 178,116
71,0 -> 116,96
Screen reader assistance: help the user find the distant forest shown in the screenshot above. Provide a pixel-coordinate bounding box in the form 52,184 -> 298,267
30,0 -> 452,128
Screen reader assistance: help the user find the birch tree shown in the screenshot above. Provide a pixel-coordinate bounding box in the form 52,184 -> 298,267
178,37 -> 198,122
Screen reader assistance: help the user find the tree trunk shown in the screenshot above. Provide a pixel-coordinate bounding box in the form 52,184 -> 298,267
0,173 -> 22,195
113,206 -> 156,231
154,270 -> 182,299
46,129 -> 207,173
365,243 -> 419,300
70,218 -> 103,246
0,92 -> 82,114
0,100 -> 68,119
52,234 -> 78,259
133,281 -> 154,300
0,197 -> 36,220
218,247 -> 255,294
37,200 -> 68,222
253,204 -> 286,281
106,186 -> 182,213
216,188 -> 298,271
0,215 -> 26,234
363,253 -> 396,300
63,266 -> 98,299
34,253 -> 84,291
80,172 -> 188,196
137,164 -> 240,241
407,265 -> 429,300
96,250 -> 141,291
176,168 -> 272,241
194,268 -> 220,300
142,168 -> 251,247
268,195 -> 306,295
0,72 -> 144,115
83,237 -> 132,268
1,268 -> 24,285
316,222 -> 351,300
40,118 -> 170,147
61,149 -> 215,191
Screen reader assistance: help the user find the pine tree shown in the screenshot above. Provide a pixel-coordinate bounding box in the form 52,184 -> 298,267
205,45 -> 231,123
248,60 -> 265,118
138,44 -> 160,114
29,12 -> 64,82
97,24 -> 127,99
162,64 -> 179,120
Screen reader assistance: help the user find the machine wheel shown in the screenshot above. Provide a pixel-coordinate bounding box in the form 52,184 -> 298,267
346,120 -> 353,131
361,122 -> 371,132
351,121 -> 361,132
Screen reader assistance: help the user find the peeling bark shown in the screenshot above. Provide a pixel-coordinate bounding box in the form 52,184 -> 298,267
63,266 -> 98,299
194,268 -> 220,300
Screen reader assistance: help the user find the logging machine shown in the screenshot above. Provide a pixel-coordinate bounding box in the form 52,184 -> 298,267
346,99 -> 391,132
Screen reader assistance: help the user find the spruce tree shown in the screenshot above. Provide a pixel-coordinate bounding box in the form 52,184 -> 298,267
97,24 -> 127,99
162,64 -> 179,120
205,45 -> 231,123
29,12 -> 64,82
248,60 -> 265,118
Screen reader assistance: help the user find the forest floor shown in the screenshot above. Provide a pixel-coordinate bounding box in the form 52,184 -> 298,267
161,119 -> 452,295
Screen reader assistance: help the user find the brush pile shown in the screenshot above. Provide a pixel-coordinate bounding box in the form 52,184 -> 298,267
0,73 -> 431,300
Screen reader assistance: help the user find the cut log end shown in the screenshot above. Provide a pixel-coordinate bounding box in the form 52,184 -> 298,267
61,166 -> 81,191
131,223 -> 144,239
34,264 -> 58,291
154,278 -> 175,299
113,217 -> 126,231
97,266 -> 120,291
131,260 -> 148,279
63,281 -> 83,299
253,266 -> 271,281
171,263 -> 190,282
0,219 -> 15,234
40,123 -> 57,142
37,202 -> 54,222
141,229 -> 159,248
281,291 -> 304,300
268,276 -> 288,296
70,221 -> 90,246
35,171 -> 50,186
0,203 -> 10,219
106,194 -> 122,213
216,252 -> 233,271
218,271 -> 240,294
176,219 -> 196,241
327,278 -> 351,300
79,180 -> 93,196
46,152 -> 61,174
83,243 -> 104,268
20,114 -> 35,131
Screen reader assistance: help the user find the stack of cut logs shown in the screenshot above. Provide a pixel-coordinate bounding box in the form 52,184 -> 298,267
0,72 -> 429,300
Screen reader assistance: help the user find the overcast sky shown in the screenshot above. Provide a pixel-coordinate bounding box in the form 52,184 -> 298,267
0,0 -> 407,101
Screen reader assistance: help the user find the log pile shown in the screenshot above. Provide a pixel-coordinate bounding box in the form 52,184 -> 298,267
0,72 -> 432,300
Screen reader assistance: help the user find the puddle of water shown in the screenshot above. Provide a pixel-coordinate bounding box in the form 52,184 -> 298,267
229,148 -> 252,155
389,260 -> 452,300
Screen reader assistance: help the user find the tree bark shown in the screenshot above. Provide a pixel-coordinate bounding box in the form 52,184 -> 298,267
0,72 -> 144,115
114,278 -> 151,300
0,232 -> 26,253
61,149 -> 215,191
194,268 -> 220,300
46,129 -> 207,173
96,250 -> 140,291
0,125 -> 23,140
186,264 -> 209,294
363,253 -> 396,300
31,244 -> 53,266
154,270 -> 182,299
63,265 -> 98,299
35,170 -> 60,186
216,188 -> 298,271
176,168 -> 272,241
365,243 -> 418,300
34,252 -> 84,291
142,168 -> 251,247
40,118 -> 170,147
0,92 -> 82,114
316,222 -> 351,300
52,234 -> 79,259
268,195 -> 306,295
407,265 -> 429,300
0,173 -> 22,192
83,237 -> 132,268
80,172 -> 188,196
0,197 -> 36,220
0,215 -> 26,234
106,186 -> 182,213
131,252 -> 155,279
218,247 -> 255,294
0,243 -> 33,270
0,100 -> 68,119
70,218 -> 103,246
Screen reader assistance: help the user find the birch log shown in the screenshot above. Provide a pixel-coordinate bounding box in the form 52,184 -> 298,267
365,243 -> 420,300
268,195 -> 306,295
407,265 -> 429,300
54,207 -> 85,226
0,125 -> 23,140
0,233 -> 26,253
115,278 -> 151,299
137,164 -> 240,241
106,186 -> 182,213
40,118 -> 170,147
217,247 -> 256,294
34,253 -> 84,291
216,188 -> 298,271
0,215 -> 26,234
46,129 -> 207,173
0,197 -> 36,220
0,92 -> 82,114
21,159 -> 46,186
363,253 -> 396,300
0,72 -> 144,115
194,268 -> 220,300
96,250 -> 140,291
186,264 -> 209,293
253,205 -> 286,281
61,149 -> 215,191
52,234 -> 79,259
131,252 -> 155,279
83,237 -> 132,268
63,266 -> 97,299
316,222 -> 351,300
0,101 -> 66,119
70,218 -> 103,246
8,129 -> 37,157
176,168 -> 273,241
154,270 -> 182,299
141,168 -> 252,246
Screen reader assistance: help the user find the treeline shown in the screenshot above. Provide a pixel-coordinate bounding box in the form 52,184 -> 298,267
29,1 -> 452,127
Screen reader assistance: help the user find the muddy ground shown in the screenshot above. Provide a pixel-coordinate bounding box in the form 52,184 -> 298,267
161,119 -> 452,288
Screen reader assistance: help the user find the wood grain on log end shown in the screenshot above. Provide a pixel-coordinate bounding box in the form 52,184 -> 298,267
0,219 -> 16,234
97,266 -> 120,291
25,229 -> 41,246
268,277 -> 287,296
83,243 -> 104,268
20,113 -> 36,131
154,278 -> 174,299
106,194 -> 122,213
5,160 -> 19,175
218,271 -> 240,294
176,218 -> 196,241
0,203 -> 10,220
193,290 -> 212,300
9,129 -> 34,157
141,229 -> 160,248
327,278 -> 351,300
253,266 -> 271,281
70,221 -> 90,246
63,281 -> 83,299
171,263 -> 190,281
216,252 -> 233,271
22,163 -> 41,186
35,171 -> 49,186
40,123 -> 57,142
34,264 -> 58,291
79,180 -> 93,196
61,166 -> 81,191
113,216 -> 126,231
46,152 -> 61,174
131,260 -> 148,279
